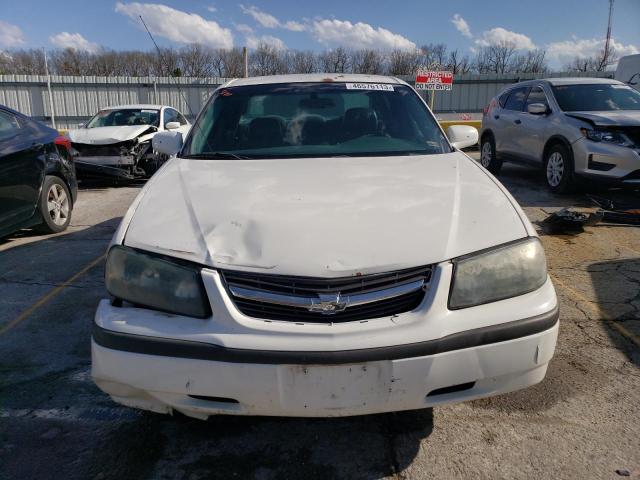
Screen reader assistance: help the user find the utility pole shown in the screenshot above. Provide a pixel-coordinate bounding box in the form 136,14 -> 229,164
243,47 -> 248,78
43,48 -> 56,129
603,0 -> 615,68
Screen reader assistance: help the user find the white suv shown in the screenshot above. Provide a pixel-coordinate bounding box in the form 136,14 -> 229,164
91,74 -> 558,419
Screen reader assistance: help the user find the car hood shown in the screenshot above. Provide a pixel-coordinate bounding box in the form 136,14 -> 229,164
67,125 -> 156,145
565,110 -> 640,127
123,153 -> 528,277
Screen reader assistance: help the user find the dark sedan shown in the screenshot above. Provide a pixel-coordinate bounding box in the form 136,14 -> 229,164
0,105 -> 77,238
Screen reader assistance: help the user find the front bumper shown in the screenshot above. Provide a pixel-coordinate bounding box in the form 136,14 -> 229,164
572,137 -> 640,184
92,262 -> 559,417
92,313 -> 558,418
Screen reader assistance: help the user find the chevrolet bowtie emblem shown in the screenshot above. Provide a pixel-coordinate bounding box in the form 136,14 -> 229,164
308,293 -> 349,314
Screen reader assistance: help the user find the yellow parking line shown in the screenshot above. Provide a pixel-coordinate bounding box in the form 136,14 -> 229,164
608,321 -> 640,348
0,253 -> 106,337
550,273 -> 640,348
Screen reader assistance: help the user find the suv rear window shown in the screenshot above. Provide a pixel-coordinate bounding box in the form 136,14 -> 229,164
503,87 -> 529,111
498,91 -> 511,108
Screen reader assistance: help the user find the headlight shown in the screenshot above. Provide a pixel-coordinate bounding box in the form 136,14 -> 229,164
105,246 -> 211,318
580,128 -> 634,148
449,238 -> 548,309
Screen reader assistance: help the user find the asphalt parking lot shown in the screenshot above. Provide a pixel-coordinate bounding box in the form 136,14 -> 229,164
1,156 -> 639,480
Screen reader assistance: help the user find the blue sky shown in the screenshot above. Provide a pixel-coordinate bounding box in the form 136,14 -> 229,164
1,0 -> 638,68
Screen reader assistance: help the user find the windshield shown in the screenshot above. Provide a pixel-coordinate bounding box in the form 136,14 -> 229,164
183,82 -> 451,158
86,109 -> 160,128
552,84 -> 640,112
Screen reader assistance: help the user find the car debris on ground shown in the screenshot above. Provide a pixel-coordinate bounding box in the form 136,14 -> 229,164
589,194 -> 640,226
540,207 -> 603,234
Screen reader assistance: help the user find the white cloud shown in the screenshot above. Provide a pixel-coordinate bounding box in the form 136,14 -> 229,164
240,4 -> 280,28
284,21 -> 306,32
246,34 -> 286,50
206,5 -> 217,13
546,36 -> 639,66
236,23 -> 254,35
239,4 -> 306,32
49,32 -> 99,53
311,19 -> 416,50
451,14 -> 472,38
0,21 -> 26,48
475,27 -> 536,50
115,2 -> 233,48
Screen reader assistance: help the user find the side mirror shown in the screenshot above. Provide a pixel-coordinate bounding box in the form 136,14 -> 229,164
446,125 -> 479,150
152,131 -> 183,156
165,121 -> 181,130
527,103 -> 548,115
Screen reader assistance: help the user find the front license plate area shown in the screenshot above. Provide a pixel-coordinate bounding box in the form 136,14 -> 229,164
278,362 -> 393,411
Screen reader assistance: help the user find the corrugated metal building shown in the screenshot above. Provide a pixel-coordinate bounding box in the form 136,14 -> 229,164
0,71 -> 611,128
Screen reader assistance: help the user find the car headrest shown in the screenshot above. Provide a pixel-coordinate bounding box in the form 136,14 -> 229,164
343,108 -> 378,139
248,116 -> 285,148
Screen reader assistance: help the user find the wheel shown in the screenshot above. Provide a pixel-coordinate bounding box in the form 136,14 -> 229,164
544,143 -> 575,194
36,176 -> 72,233
479,135 -> 502,175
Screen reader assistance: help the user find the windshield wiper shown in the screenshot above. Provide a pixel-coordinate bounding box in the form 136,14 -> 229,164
182,152 -> 252,160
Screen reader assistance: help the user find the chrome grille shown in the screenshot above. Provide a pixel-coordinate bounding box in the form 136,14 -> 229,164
221,265 -> 432,323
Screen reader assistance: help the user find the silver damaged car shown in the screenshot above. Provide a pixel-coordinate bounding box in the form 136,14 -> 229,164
480,78 -> 640,193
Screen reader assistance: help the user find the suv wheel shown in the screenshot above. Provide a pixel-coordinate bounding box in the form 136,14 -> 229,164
36,176 -> 72,233
480,135 -> 502,175
544,144 -> 575,194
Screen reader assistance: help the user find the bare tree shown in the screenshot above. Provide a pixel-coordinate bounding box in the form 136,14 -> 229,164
1,49 -> 46,74
349,49 -> 384,74
510,49 -> 548,73
422,43 -> 447,69
566,46 -> 619,72
474,41 -> 517,74
319,47 -> 349,73
387,49 -> 424,76
250,43 -> 286,76
1,43 -> 561,77
178,44 -> 221,77
446,49 -> 471,74
285,50 -> 317,74
219,48 -> 245,77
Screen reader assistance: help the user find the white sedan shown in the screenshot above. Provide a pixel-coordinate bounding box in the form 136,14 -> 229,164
67,104 -> 190,178
92,74 -> 559,419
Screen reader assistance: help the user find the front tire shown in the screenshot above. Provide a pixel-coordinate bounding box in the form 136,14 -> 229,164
36,176 -> 72,233
480,135 -> 502,175
544,144 -> 575,194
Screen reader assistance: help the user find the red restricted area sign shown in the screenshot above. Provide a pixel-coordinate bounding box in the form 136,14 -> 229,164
415,70 -> 454,91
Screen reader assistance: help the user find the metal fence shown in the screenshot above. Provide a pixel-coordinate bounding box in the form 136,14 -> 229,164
406,71 -> 613,114
0,75 -> 229,129
0,71 -> 613,128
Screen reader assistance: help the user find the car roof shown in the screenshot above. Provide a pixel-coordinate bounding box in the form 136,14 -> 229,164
510,77 -> 622,88
543,77 -> 622,86
100,104 -> 167,111
226,73 -> 407,87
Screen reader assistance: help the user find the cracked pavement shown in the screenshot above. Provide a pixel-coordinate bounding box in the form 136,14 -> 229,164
0,161 -> 638,480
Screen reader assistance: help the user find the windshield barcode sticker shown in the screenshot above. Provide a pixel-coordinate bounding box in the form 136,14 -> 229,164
346,83 -> 394,91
